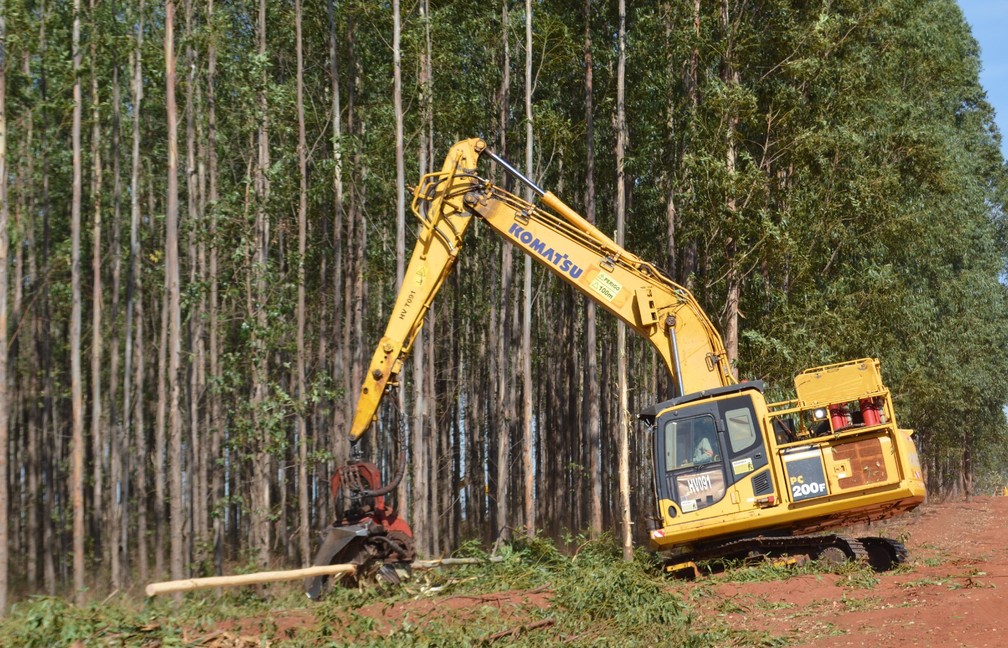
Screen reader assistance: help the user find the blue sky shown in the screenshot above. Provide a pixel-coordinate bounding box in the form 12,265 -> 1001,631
958,1 -> 1008,156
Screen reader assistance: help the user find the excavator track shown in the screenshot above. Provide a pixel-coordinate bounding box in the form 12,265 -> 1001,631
666,533 -> 910,576
858,536 -> 908,571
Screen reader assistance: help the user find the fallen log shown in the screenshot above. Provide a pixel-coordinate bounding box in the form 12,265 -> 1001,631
144,564 -> 356,597
412,556 -> 504,569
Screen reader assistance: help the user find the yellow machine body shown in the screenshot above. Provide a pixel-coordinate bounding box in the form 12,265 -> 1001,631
646,358 -> 925,554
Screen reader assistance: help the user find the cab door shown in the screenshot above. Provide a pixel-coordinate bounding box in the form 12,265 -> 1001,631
718,395 -> 770,486
655,404 -> 728,515
653,392 -> 772,519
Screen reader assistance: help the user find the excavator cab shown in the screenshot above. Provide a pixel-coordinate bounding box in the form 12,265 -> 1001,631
647,383 -> 772,520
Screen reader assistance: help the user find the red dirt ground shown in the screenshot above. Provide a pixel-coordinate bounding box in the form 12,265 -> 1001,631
201,496 -> 1008,646
687,496 -> 1008,646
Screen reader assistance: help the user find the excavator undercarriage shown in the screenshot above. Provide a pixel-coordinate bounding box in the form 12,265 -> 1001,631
663,533 -> 908,578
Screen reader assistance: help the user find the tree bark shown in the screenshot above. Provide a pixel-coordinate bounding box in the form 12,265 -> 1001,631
583,0 -> 602,539
207,0 -> 223,577
109,63 -> 125,590
327,0 -> 348,497
721,0 -> 740,378
615,0 -> 633,562
250,0 -> 271,570
494,0 -> 512,546
70,0 -> 87,604
164,0 -> 186,591
17,46 -> 36,593
684,0 -> 700,289
422,2 -> 440,553
125,6 -> 146,580
154,233 -> 168,580
182,0 -> 203,569
88,0 -> 105,580
0,0 -> 9,613
295,0 -> 310,566
521,0 -> 535,538
663,3 -> 678,284
38,5 -> 57,592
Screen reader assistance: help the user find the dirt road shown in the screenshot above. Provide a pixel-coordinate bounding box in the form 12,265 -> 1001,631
687,496 -> 1008,646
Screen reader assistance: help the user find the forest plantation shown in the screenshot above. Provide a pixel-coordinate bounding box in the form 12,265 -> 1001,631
0,0 -> 1006,611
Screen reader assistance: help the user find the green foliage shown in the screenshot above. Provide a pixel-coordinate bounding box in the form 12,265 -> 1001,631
304,536 -> 703,646
0,596 -> 172,647
0,538 -> 709,647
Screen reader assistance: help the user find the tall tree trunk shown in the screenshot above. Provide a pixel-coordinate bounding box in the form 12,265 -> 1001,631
295,0 -> 310,567
70,0 -> 87,604
721,0 -> 740,378
392,3 -> 410,523
521,0 -> 534,538
109,64 -> 125,590
88,0 -> 105,581
426,314 -> 439,555
494,0 -> 512,545
0,0 -> 9,613
327,0 -> 348,486
18,47 -> 37,593
345,9 -> 362,471
182,0 -> 202,569
615,0 -> 633,562
422,0 -> 439,554
391,0 -> 423,555
251,0 -> 271,570
663,3 -> 678,283
410,274 -> 427,556
583,0 -> 602,539
154,199 -> 168,580
164,0 -> 186,590
38,4 -> 57,592
207,0 -> 223,577
684,0 -> 700,288
125,5 -> 146,582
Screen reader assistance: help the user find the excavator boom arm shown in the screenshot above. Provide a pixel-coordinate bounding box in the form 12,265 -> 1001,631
349,138 -> 733,442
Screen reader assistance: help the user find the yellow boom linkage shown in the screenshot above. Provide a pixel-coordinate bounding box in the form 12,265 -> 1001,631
350,138 -> 733,441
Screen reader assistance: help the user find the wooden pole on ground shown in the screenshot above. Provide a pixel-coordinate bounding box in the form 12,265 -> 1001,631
145,564 -> 356,597
412,556 -> 503,569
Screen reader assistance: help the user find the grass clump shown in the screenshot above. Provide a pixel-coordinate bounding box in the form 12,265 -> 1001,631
0,596 -> 172,647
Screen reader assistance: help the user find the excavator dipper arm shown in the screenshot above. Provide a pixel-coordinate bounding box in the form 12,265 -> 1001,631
349,139 -> 485,441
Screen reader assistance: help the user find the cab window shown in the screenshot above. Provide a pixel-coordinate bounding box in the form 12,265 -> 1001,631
725,407 -> 757,454
663,415 -> 718,468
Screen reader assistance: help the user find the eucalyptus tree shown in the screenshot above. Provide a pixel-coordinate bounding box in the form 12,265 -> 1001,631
0,0 -> 9,615
70,0 -> 86,605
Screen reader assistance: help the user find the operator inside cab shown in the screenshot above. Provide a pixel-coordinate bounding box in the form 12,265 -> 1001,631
692,419 -> 716,464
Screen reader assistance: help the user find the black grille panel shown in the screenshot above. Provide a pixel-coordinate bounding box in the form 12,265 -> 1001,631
752,470 -> 773,496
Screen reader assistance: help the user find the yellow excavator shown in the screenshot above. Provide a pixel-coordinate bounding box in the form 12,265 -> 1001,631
306,138 -> 925,596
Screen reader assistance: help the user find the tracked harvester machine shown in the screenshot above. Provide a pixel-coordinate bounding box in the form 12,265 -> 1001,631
306,139 -> 925,597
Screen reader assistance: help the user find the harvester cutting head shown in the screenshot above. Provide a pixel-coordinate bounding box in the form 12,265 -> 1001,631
304,451 -> 415,600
